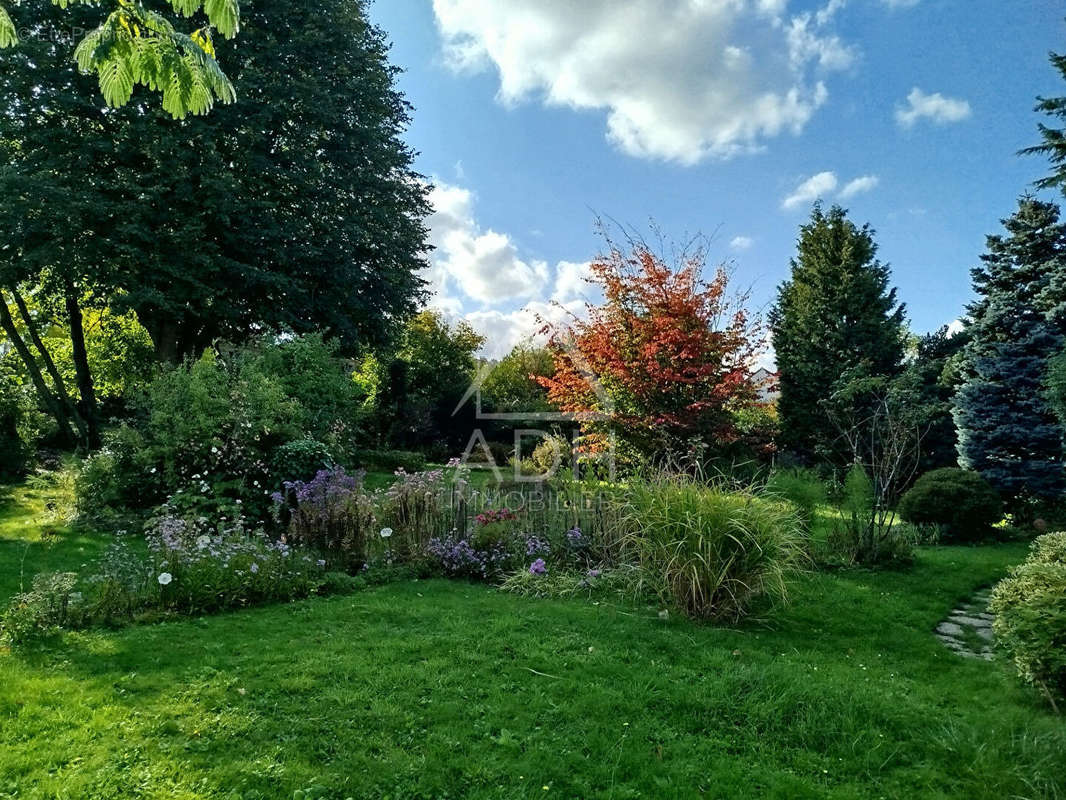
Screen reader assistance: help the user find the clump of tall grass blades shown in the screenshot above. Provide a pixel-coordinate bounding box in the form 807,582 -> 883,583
616,477 -> 808,622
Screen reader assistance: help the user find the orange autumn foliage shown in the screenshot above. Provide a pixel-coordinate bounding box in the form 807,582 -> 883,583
537,242 -> 763,456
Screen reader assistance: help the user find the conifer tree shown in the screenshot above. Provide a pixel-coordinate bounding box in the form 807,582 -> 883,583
1021,51 -> 1066,193
770,204 -> 906,464
954,198 -> 1066,500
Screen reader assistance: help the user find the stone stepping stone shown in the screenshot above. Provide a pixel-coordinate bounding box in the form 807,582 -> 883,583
948,614 -> 992,628
934,587 -> 997,660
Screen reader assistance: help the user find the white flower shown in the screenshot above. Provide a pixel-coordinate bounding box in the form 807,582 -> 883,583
380,527 -> 393,539
157,572 -> 173,586
196,535 -> 211,548
250,563 -> 259,574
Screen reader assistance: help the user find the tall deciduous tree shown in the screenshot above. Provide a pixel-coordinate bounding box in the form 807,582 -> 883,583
537,239 -> 761,462
1,0 -> 239,118
380,310 -> 485,449
1,0 -> 430,439
954,198 -> 1066,500
770,204 -> 906,465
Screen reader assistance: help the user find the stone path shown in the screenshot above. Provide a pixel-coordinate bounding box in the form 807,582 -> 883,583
934,588 -> 995,660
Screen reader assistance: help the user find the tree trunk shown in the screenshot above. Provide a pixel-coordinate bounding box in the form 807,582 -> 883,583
9,288 -> 90,446
0,292 -> 78,445
63,284 -> 101,448
142,313 -> 181,364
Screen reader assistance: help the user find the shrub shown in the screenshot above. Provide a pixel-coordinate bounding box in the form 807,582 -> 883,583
898,468 -> 1003,542
74,335 -> 366,521
823,465 -> 914,568
1,572 -> 81,646
270,438 -> 336,486
990,532 -> 1066,711
764,468 -> 826,528
526,435 -> 572,476
615,477 -> 807,622
76,425 -> 165,517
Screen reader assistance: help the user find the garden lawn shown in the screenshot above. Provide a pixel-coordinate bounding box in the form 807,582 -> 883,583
1,498 -> 1064,799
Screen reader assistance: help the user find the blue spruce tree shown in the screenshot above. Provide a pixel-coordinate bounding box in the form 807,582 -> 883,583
954,198 -> 1066,499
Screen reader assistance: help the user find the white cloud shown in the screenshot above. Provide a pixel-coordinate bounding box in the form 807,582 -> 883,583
426,181 -> 550,306
815,0 -> 849,26
463,299 -> 588,360
432,0 -> 857,164
883,0 -> 921,8
730,236 -> 754,251
553,260 -> 593,300
424,180 -> 596,358
946,318 -> 965,337
782,171 -> 838,210
895,88 -> 972,129
839,174 -> 880,199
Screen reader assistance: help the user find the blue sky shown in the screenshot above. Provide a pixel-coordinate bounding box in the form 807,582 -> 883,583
368,0 -> 1066,360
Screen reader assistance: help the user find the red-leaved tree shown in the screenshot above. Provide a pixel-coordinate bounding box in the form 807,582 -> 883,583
537,239 -> 763,463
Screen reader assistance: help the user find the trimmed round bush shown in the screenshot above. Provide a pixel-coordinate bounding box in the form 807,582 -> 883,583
990,532 -> 1066,711
898,468 -> 1002,542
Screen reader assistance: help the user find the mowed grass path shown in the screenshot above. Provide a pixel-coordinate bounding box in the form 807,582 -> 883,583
1,490 -> 1064,799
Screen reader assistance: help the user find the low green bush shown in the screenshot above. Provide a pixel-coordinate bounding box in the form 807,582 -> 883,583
764,468 -> 826,528
1,572 -> 81,645
526,434 -> 572,476
990,532 -> 1066,711
898,468 -> 1003,542
75,335 -> 366,523
615,477 -> 807,622
270,438 -> 336,485
821,466 -> 916,568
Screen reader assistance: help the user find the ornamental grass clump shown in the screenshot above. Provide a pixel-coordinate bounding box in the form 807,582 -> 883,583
616,477 -> 808,622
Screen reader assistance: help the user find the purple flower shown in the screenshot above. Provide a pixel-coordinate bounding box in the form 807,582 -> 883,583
525,536 -> 550,557
529,558 -> 547,576
587,568 -> 601,578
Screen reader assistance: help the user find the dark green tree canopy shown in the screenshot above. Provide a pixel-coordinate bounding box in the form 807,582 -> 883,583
1,0 -> 240,117
954,197 -> 1066,499
1,0 -> 430,364
890,326 -> 967,475
770,203 -> 906,463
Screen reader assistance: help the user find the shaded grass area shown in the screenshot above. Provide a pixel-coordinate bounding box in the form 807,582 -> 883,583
1,493 -> 1063,798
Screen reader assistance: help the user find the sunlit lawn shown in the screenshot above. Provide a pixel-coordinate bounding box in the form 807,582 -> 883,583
1,487 -> 1063,799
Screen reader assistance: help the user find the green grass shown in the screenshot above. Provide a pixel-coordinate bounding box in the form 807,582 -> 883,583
0,486 -> 108,603
1,488 -> 1064,799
